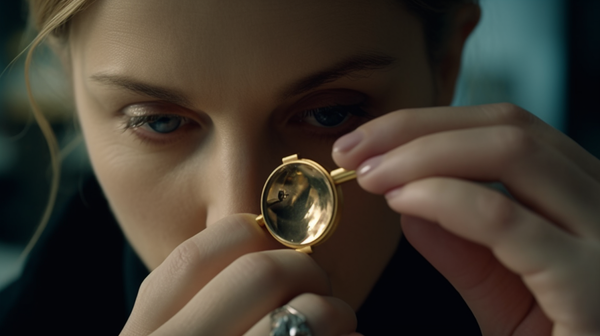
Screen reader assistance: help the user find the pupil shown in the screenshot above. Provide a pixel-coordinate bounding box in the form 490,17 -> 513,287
149,116 -> 181,133
314,109 -> 347,127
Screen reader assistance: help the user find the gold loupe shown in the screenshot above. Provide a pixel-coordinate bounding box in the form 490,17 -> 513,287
256,154 -> 356,253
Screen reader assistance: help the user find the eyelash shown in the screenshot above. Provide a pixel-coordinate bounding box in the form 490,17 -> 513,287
121,114 -> 190,131
295,103 -> 370,121
293,103 -> 372,138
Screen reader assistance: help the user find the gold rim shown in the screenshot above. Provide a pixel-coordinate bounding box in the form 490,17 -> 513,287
259,156 -> 341,249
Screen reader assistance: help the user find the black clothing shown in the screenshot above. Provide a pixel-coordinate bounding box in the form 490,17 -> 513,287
0,177 -> 481,335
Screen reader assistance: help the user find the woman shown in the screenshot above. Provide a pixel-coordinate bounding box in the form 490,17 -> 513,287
1,0 -> 599,335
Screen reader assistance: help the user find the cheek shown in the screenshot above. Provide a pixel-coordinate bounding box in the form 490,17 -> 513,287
75,92 -> 207,269
312,181 -> 401,290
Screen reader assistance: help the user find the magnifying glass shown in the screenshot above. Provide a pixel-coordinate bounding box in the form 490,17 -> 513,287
256,154 -> 356,253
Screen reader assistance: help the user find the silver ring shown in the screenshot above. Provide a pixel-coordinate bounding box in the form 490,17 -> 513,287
270,305 -> 313,336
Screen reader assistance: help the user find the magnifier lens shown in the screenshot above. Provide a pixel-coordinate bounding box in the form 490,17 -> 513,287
262,162 -> 334,245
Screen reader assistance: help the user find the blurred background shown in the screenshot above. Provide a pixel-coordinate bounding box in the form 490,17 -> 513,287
0,0 -> 599,290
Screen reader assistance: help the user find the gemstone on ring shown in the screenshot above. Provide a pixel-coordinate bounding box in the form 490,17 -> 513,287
270,305 -> 313,336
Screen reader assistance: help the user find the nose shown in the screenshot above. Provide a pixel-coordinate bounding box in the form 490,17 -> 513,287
202,126 -> 274,227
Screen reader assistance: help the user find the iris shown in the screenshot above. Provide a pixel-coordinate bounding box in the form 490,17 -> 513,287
303,104 -> 367,128
313,107 -> 349,127
147,116 -> 182,133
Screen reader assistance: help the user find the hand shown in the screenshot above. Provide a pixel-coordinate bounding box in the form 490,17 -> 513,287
332,103 -> 600,336
119,214 -> 358,336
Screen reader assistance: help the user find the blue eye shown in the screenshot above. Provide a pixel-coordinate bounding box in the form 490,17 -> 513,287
124,114 -> 188,133
312,108 -> 349,127
147,116 -> 182,133
302,104 -> 368,128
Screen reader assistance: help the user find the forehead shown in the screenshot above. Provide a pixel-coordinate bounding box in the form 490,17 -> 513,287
70,0 -> 422,108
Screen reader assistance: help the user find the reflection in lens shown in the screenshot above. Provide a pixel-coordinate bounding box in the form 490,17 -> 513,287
262,163 -> 334,245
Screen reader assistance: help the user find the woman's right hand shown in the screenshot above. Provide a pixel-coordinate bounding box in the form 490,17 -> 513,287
119,214 -> 358,336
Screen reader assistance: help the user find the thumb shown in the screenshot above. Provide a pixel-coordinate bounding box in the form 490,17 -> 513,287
401,215 -> 549,336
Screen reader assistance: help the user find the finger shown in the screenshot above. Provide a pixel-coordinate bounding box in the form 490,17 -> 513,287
386,178 -> 580,334
333,103 -> 600,181
387,178 -> 600,332
245,293 -> 357,336
122,213 -> 281,336
357,125 -> 600,239
153,250 -> 331,336
385,178 -> 581,277
398,188 -> 600,335
401,215 -> 553,336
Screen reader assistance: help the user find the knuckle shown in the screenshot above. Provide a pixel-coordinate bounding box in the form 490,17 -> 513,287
492,103 -> 535,126
492,126 -> 537,160
408,134 -> 432,155
388,109 -> 418,134
138,239 -> 199,297
224,214 -> 257,241
235,252 -> 286,287
477,189 -> 517,234
137,273 -> 154,299
164,239 -> 199,278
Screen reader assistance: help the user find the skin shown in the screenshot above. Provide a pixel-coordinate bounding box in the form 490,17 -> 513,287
64,0 -> 600,335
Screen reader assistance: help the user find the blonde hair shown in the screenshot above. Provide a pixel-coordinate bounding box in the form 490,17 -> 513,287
18,0 -> 94,262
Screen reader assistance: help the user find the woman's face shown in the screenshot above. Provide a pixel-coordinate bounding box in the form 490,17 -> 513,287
70,0 -> 441,306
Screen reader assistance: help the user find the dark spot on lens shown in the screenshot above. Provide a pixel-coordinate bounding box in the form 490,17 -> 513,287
148,116 -> 182,133
278,190 -> 288,201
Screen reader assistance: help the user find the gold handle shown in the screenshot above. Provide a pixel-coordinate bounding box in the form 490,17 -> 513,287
256,214 -> 265,226
330,168 -> 356,184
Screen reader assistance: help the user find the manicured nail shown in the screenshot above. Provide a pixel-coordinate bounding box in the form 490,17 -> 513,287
358,155 -> 383,176
333,130 -> 363,154
385,187 -> 404,200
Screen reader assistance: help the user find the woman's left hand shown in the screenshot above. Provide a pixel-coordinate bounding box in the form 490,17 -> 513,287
332,103 -> 600,336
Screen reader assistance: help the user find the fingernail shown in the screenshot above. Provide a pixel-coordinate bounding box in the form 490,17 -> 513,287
385,187 -> 404,200
333,130 -> 364,154
358,155 -> 383,176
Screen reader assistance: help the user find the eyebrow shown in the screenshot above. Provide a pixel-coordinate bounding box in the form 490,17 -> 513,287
280,52 -> 396,98
89,73 -> 194,108
89,52 -> 396,105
